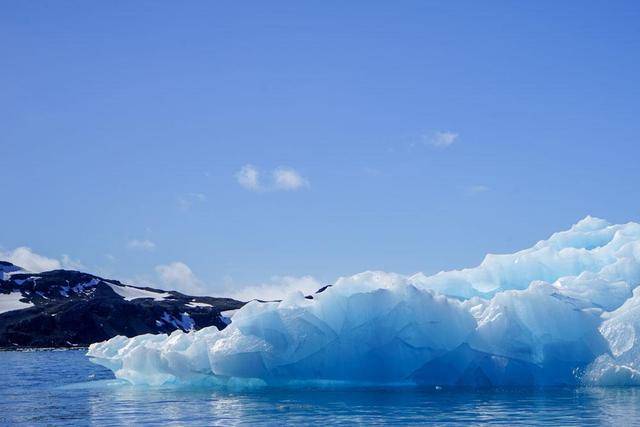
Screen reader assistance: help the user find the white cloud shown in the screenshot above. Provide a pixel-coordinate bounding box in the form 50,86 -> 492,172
273,167 -> 309,191
228,275 -> 323,302
127,239 -> 156,251
61,254 -> 84,270
236,164 -> 309,192
155,261 -> 206,295
0,247 -> 83,272
1,247 -> 60,272
236,164 -> 261,191
426,131 -> 459,148
151,263 -> 322,300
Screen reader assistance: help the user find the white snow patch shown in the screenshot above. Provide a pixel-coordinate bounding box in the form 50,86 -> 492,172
0,292 -> 34,314
108,284 -> 170,301
187,302 -> 212,308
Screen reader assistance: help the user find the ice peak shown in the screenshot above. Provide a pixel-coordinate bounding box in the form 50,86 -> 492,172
572,215 -> 610,232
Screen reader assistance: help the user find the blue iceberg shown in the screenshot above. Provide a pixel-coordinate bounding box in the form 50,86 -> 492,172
87,216 -> 640,387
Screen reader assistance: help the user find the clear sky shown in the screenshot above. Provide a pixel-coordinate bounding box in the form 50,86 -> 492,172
2,1 -> 639,299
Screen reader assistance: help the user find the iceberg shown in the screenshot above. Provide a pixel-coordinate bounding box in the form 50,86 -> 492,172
583,287 -> 640,386
88,216 -> 640,387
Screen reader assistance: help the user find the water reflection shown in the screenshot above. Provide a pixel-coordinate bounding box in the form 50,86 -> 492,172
81,382 -> 640,425
2,350 -> 640,425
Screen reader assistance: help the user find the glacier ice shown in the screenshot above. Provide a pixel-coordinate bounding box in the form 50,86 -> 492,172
88,216 -> 640,387
582,287 -> 640,386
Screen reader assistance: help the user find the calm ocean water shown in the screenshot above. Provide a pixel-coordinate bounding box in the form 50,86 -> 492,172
1,350 -> 640,426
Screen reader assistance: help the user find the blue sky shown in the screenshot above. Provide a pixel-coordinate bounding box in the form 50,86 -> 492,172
1,1 -> 639,299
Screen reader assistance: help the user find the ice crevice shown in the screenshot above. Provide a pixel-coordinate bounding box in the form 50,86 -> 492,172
88,216 -> 640,387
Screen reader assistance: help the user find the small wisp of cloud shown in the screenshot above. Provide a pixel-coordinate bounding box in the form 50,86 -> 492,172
236,164 -> 261,191
465,185 -> 490,196
272,167 -> 309,191
424,131 -> 459,148
61,254 -> 84,270
236,164 -> 309,192
127,239 -> 156,251
178,192 -> 207,211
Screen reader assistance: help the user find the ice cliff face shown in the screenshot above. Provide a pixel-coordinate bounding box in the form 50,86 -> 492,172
88,216 -> 640,387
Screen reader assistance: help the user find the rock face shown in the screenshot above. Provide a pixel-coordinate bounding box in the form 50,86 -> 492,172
0,262 -> 244,348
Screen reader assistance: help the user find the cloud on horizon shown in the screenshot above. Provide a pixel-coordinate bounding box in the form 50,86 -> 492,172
227,275 -> 323,302
0,246 -> 83,272
152,260 -> 322,302
1,245 -> 322,302
155,261 -> 207,296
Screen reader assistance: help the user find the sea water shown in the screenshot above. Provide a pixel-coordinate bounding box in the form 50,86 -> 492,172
2,350 -> 640,426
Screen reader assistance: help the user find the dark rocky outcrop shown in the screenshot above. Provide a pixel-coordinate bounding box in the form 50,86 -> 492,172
0,263 -> 244,348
